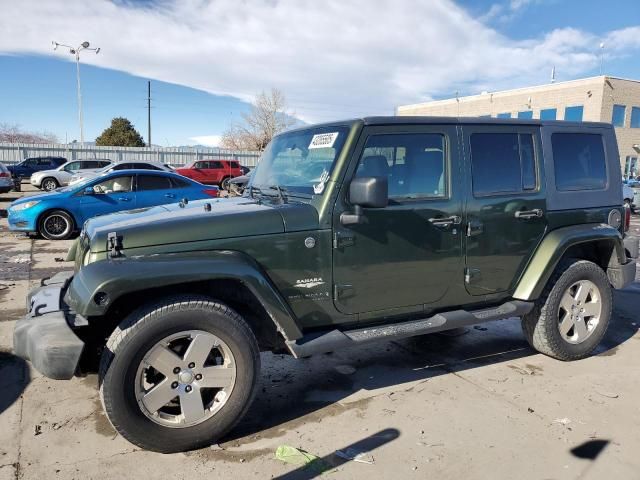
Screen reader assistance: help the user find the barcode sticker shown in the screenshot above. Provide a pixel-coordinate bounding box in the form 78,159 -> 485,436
309,132 -> 339,149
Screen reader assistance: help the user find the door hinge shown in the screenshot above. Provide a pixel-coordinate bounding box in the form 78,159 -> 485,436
334,283 -> 354,299
464,267 -> 481,284
333,231 -> 355,249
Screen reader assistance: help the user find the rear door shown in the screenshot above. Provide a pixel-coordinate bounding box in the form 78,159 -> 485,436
332,124 -> 464,315
462,125 -> 547,295
35,158 -> 55,173
135,174 -> 176,208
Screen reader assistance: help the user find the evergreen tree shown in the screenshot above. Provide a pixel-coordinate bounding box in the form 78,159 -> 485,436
95,117 -> 145,147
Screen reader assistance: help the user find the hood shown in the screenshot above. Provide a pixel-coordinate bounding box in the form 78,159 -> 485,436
85,196 -> 320,252
10,189 -> 65,206
31,168 -> 59,179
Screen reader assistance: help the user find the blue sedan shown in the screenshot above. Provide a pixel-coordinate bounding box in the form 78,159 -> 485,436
8,170 -> 219,240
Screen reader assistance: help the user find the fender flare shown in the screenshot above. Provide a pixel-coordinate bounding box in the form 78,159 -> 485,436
64,250 -> 303,341
513,223 -> 625,301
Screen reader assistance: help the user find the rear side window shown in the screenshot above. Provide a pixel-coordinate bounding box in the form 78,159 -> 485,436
210,161 -> 223,169
171,177 -> 190,188
552,133 -> 607,191
137,175 -> 172,191
470,133 -> 538,196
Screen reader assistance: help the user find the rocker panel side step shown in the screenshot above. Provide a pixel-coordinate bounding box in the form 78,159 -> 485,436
286,300 -> 533,358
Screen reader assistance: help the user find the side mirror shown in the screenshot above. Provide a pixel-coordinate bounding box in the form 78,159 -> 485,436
340,176 -> 388,225
84,187 -> 94,195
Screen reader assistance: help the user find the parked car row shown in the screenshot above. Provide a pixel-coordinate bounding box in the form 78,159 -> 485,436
2,156 -> 247,193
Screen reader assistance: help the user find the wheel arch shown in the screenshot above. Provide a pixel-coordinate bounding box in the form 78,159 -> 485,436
67,252 -> 303,354
513,223 -> 625,301
98,279 -> 288,353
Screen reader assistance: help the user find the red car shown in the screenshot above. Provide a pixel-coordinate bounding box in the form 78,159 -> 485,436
175,159 -> 243,190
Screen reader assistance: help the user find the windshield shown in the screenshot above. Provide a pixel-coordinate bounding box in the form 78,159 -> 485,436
250,125 -> 350,195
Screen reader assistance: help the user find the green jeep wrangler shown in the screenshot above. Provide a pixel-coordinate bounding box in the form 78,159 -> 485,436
14,117 -> 638,452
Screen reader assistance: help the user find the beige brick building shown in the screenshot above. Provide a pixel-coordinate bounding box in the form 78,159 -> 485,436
397,76 -> 640,178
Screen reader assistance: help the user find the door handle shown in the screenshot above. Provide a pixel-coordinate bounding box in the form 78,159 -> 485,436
514,208 -> 543,219
428,215 -> 461,226
118,197 -> 131,202
164,193 -> 175,198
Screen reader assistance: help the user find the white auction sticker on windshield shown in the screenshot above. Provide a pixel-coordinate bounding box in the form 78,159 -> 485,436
308,132 -> 339,149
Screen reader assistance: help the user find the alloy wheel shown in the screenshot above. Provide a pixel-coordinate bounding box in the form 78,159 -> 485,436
43,179 -> 58,191
557,280 -> 602,344
43,214 -> 71,238
134,330 -> 236,428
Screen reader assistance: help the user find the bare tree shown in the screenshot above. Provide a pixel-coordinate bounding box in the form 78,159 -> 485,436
221,89 -> 296,151
0,123 -> 58,143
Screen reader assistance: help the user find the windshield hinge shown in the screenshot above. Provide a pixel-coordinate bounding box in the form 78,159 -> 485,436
107,232 -> 123,258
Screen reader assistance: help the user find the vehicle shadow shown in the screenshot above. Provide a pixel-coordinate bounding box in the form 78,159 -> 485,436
225,296 -> 639,443
0,350 -> 30,415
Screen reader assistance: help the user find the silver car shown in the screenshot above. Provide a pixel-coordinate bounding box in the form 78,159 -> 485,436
69,161 -> 173,186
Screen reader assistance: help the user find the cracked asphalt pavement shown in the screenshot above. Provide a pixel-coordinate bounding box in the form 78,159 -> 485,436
1,185 -> 639,479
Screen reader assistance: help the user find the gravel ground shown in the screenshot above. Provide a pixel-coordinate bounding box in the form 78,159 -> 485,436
0,185 -> 639,480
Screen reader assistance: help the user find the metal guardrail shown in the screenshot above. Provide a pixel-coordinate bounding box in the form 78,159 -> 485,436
0,143 -> 261,167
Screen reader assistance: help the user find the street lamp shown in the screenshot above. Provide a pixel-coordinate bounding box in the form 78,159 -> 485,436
52,40 -> 100,144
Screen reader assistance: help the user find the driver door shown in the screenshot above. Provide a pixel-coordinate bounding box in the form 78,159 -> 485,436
332,125 -> 464,316
79,175 -> 136,221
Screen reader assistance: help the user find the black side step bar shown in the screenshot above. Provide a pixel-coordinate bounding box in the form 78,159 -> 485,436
286,300 -> 533,358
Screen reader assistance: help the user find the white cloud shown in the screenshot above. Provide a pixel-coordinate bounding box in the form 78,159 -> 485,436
0,0 -> 638,123
189,135 -> 222,147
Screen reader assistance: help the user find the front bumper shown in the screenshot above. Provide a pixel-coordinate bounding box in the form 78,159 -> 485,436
13,271 -> 85,380
608,235 -> 639,289
7,209 -> 37,232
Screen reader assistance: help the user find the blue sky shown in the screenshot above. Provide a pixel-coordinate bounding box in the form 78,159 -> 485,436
0,0 -> 639,146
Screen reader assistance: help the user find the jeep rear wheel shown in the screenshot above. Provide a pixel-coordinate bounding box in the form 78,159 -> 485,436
99,295 -> 260,453
521,260 -> 612,361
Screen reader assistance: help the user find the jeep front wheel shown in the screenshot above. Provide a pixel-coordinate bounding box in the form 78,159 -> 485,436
99,295 -> 260,452
521,260 -> 612,361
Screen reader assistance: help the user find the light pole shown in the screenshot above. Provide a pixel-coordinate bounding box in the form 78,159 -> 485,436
52,41 -> 100,144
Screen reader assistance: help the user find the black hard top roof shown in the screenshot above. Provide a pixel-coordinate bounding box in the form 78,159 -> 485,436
287,116 -> 612,131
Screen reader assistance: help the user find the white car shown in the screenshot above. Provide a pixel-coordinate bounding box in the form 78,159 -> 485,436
69,161 -> 174,186
31,159 -> 112,191
623,182 -> 636,212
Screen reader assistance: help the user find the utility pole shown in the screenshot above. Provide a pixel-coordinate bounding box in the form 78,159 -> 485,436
52,41 -> 100,144
147,80 -> 152,146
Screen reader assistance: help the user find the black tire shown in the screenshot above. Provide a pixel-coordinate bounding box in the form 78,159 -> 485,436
41,177 -> 59,191
220,176 -> 231,191
38,210 -> 74,240
521,259 -> 612,361
99,295 -> 260,453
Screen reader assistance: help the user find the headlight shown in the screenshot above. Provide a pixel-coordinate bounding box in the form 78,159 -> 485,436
11,200 -> 40,211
